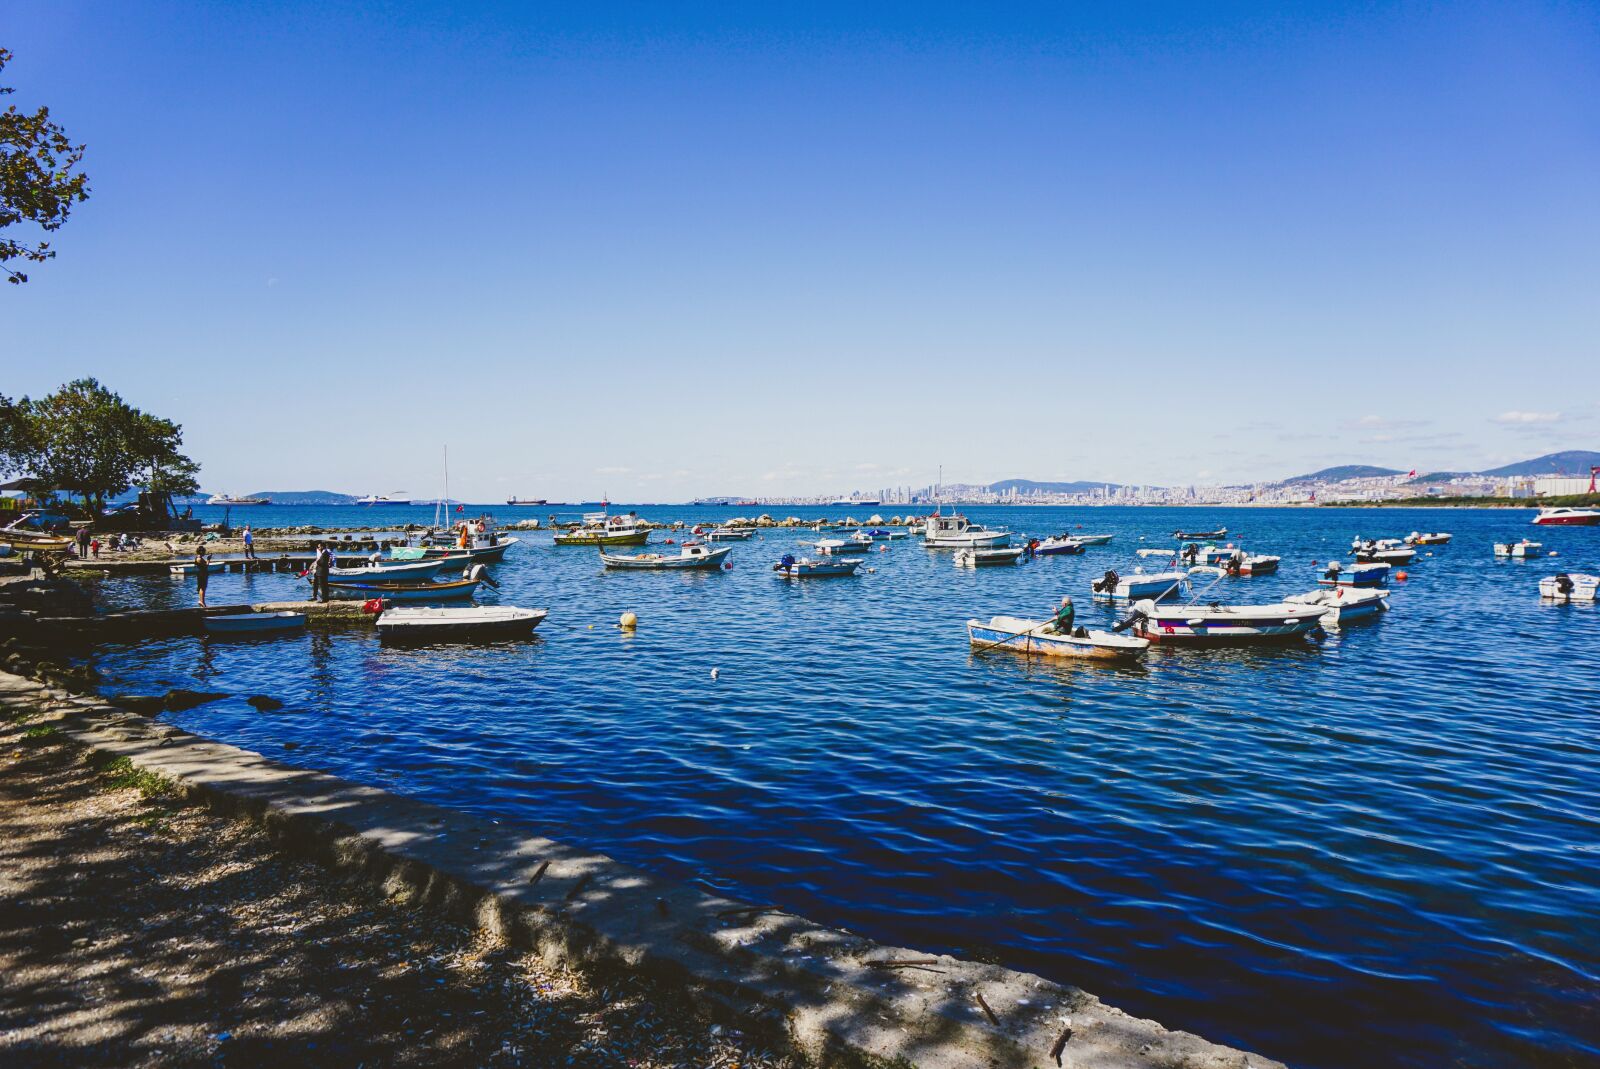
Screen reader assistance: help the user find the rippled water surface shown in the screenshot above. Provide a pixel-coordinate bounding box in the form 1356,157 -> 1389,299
83,506 -> 1600,1068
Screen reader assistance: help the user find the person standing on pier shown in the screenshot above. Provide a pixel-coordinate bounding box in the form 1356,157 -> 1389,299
75,526 -> 90,558
242,526 -> 255,560
194,545 -> 209,608
311,542 -> 332,603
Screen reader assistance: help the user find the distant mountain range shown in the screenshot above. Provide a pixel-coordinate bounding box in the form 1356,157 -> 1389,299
1283,451 -> 1599,485
242,490 -> 361,505
1283,465 -> 1403,484
989,478 -> 1124,494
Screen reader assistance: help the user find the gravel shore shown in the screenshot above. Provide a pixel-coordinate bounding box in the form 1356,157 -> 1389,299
0,711 -> 802,1069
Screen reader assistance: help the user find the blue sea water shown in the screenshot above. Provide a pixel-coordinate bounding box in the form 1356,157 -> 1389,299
80,505 -> 1600,1068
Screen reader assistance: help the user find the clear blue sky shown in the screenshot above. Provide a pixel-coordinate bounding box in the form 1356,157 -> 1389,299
4,2 -> 1597,499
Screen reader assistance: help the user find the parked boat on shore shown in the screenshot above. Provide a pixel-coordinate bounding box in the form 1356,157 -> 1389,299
600,543 -> 732,570
1538,573 -> 1598,601
966,615 -> 1149,661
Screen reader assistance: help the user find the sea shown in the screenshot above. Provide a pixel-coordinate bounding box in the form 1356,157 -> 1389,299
76,503 -> 1600,1068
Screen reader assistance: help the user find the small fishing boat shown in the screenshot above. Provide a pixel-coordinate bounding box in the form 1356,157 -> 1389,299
600,542 -> 733,570
966,616 -> 1149,661
1494,539 -> 1544,559
1285,588 -> 1390,626
329,565 -> 494,602
1033,535 -> 1087,556
1235,554 -> 1280,575
328,558 -> 445,583
1136,548 -> 1178,559
806,538 -> 866,557
1073,533 -> 1115,546
1089,568 -> 1188,603
374,605 -> 547,640
1538,573 -> 1598,602
1317,561 -> 1390,587
1403,531 -> 1452,546
923,512 -> 1011,548
392,531 -> 519,563
1532,507 -> 1600,527
170,559 -> 229,575
863,528 -> 895,541
885,529 -> 909,540
1173,528 -> 1227,540
847,531 -> 877,550
773,554 -> 862,578
554,512 -> 651,546
954,546 -> 1025,566
702,527 -> 755,541
204,611 -> 306,635
1351,539 -> 1415,565
1125,599 -> 1324,644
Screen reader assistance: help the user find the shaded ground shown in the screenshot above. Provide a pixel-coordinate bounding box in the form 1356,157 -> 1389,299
0,711 -> 801,1068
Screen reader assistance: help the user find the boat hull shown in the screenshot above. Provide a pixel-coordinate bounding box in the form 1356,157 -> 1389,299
600,546 -> 732,570
1090,573 -> 1187,603
554,530 -> 649,546
1533,511 -> 1600,526
328,559 -> 445,583
205,611 -> 306,634
967,618 -> 1147,661
375,606 -> 547,641
774,559 -> 862,577
1539,574 -> 1599,601
327,577 -> 484,602
1132,605 -> 1323,644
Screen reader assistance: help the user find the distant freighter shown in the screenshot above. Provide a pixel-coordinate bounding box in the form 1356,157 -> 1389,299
506,497 -> 547,506
207,494 -> 271,506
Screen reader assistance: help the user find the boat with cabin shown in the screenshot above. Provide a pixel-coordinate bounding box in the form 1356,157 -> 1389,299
1538,573 -> 1599,601
357,493 -> 411,505
206,493 -> 271,506
1285,588 -> 1390,626
553,512 -> 650,546
923,512 -> 1011,549
1533,507 -> 1600,527
966,616 -> 1149,662
600,543 -> 732,570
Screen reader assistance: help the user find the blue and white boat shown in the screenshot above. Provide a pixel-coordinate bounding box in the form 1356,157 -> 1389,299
328,558 -> 444,583
966,616 -> 1149,661
1089,568 -> 1188,603
204,611 -> 306,635
774,554 -> 862,578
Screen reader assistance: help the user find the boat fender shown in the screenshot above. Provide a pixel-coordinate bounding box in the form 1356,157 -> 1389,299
619,611 -> 638,629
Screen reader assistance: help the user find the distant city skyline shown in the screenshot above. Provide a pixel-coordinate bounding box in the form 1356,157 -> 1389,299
6,2 -> 1598,501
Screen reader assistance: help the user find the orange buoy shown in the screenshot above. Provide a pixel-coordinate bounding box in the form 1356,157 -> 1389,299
1395,570 -> 1409,582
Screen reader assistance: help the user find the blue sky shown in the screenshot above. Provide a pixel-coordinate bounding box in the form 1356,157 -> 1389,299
4,2 -> 1597,500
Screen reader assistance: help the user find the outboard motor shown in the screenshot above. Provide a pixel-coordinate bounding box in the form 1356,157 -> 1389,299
1557,573 -> 1574,595
1093,569 -> 1119,593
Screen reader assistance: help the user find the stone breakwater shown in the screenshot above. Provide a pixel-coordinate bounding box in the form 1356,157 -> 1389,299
0,663 -> 1283,1069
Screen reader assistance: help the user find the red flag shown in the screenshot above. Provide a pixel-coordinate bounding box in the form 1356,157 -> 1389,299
1407,469 -> 1417,477
455,504 -> 464,513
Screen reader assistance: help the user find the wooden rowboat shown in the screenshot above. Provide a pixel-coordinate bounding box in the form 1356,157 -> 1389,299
967,616 -> 1149,661
600,543 -> 732,570
375,605 -> 547,640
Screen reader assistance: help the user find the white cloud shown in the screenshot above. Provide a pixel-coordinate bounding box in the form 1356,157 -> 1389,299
1493,410 -> 1560,424
595,465 -> 631,475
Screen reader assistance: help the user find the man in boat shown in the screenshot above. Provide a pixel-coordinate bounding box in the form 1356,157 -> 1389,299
1049,596 -> 1076,634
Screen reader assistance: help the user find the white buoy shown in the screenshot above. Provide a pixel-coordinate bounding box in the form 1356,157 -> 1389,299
710,667 -> 719,680
620,611 -> 638,629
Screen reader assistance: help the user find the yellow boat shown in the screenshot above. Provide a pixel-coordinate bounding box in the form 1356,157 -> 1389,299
553,526 -> 649,546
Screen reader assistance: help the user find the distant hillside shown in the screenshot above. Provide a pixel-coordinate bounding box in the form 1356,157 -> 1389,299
989,478 -> 1124,494
1478,451 -> 1600,477
1283,465 -> 1402,484
246,490 -> 360,505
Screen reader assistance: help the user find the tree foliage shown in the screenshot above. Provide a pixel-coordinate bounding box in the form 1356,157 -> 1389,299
1,379 -> 201,513
1,47 -> 90,284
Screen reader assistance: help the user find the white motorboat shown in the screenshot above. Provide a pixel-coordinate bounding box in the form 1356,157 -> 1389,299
600,542 -> 733,570
1033,535 -> 1087,556
806,538 -> 867,557
1126,598 -> 1324,643
774,554 -> 863,577
1539,573 -> 1599,601
1136,548 -> 1178,559
1532,507 -> 1600,527
1285,588 -> 1390,626
1073,533 -> 1115,545
923,512 -> 1011,549
357,492 -> 411,505
375,605 -> 547,640
1089,568 -> 1188,603
954,546 -> 1025,567
702,527 -> 755,541
1317,561 -> 1391,587
206,493 -> 271,506
966,616 -> 1149,661
1352,539 -> 1416,565
1403,531 -> 1452,545
1494,540 -> 1544,559
204,611 -> 306,635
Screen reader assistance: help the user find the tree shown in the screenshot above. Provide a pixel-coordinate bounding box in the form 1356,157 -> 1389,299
11,379 -> 201,514
1,48 -> 90,284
